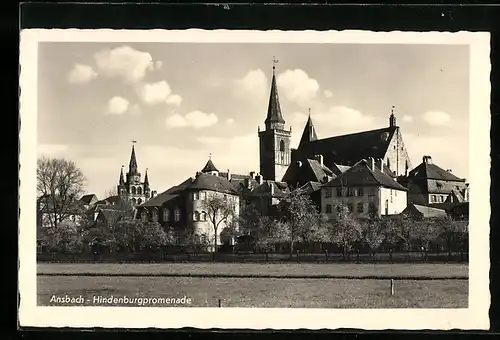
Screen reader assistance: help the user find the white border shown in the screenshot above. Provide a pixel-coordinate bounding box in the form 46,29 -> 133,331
19,29 -> 491,330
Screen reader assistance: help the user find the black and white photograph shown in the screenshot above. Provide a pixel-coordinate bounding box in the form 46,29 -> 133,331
19,29 -> 490,330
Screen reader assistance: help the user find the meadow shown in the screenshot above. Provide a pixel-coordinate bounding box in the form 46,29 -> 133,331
37,263 -> 468,308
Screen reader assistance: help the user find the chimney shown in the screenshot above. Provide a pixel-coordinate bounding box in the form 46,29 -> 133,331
367,157 -> 375,171
378,158 -> 384,171
315,154 -> 324,166
249,171 -> 255,179
255,174 -> 263,185
422,156 -> 433,165
227,169 -> 231,181
446,169 -> 452,173
269,183 -> 275,196
244,178 -> 251,189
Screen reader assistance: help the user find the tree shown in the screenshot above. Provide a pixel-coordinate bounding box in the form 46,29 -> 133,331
40,220 -> 84,253
434,215 -> 468,257
37,157 -> 87,229
386,213 -> 415,251
276,188 -> 322,257
360,216 -> 386,262
200,192 -> 237,252
324,200 -> 362,261
412,218 -> 439,252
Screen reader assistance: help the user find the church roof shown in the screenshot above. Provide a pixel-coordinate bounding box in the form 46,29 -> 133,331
265,69 -> 285,127
188,173 -> 239,194
295,126 -> 397,166
201,158 -> 219,173
323,159 -> 408,191
129,144 -> 138,173
80,194 -> 98,205
409,159 -> 465,182
299,114 -> 318,146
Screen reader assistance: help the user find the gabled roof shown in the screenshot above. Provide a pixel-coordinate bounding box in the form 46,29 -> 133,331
80,194 -> 98,205
409,160 -> 465,182
298,181 -> 322,195
323,159 -> 408,191
294,126 -> 397,166
139,177 -> 192,208
405,202 -> 447,218
299,114 -> 318,146
188,173 -> 239,195
249,181 -> 290,198
282,158 -> 336,186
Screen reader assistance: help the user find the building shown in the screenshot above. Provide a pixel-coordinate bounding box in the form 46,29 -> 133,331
117,143 -> 157,206
402,202 -> 448,219
321,157 -> 408,218
399,155 -> 468,206
137,157 -> 241,250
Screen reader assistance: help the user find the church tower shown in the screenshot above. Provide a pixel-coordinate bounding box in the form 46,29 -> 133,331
117,142 -> 152,206
298,108 -> 318,147
258,58 -> 292,182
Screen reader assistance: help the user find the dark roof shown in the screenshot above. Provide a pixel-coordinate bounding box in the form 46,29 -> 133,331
80,194 -> 97,205
323,159 -> 408,191
188,173 -> 239,194
307,159 -> 334,182
298,181 -> 322,195
409,160 -> 465,182
249,181 -> 290,198
299,115 -> 318,146
265,70 -> 285,127
282,158 -> 335,186
404,203 -> 447,218
294,126 -> 397,166
201,159 -> 219,173
95,195 -> 124,206
139,178 -> 192,207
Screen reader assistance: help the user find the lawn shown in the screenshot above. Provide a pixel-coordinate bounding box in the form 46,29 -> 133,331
37,262 -> 468,279
37,275 -> 468,308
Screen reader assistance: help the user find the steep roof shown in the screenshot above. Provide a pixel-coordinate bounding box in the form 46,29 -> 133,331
299,114 -> 318,146
249,180 -> 290,198
409,160 -> 465,182
265,68 -> 285,128
323,159 -> 408,191
201,159 -> 219,173
80,194 -> 97,205
282,158 -> 335,186
298,181 -> 322,195
128,144 -> 138,174
139,178 -> 192,207
294,126 -> 397,166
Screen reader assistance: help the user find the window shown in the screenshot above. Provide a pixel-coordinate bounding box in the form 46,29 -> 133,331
152,209 -> 158,222
137,187 -> 142,195
357,188 -> 364,196
439,196 -> 444,203
390,189 -> 393,195
193,211 -> 200,221
336,187 -> 343,197
137,198 -> 142,205
431,195 -> 437,203
369,202 -> 377,213
347,188 -> 354,197
131,187 -> 136,195
279,140 -> 286,164
325,204 -> 333,213
368,188 -> 376,197
174,208 -> 181,222
201,211 -> 207,221
200,191 -> 206,200
347,203 -> 353,213
201,234 -> 208,245
131,198 -> 136,205
193,191 -> 199,200
163,208 -> 170,222
324,188 -> 332,198
357,202 -> 364,213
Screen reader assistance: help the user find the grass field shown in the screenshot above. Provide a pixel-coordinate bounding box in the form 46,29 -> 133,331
37,263 -> 468,308
37,262 -> 468,278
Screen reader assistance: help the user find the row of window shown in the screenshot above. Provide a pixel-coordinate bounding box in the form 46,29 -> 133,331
145,208 -> 208,223
324,202 -> 377,214
431,195 -> 446,203
324,187 -> 376,198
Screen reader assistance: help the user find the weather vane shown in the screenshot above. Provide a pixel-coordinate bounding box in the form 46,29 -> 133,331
391,105 -> 395,114
209,152 -> 212,160
132,139 -> 137,144
272,56 -> 279,70
308,108 -> 311,116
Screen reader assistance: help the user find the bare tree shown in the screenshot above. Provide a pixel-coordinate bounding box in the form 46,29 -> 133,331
201,193 -> 237,252
361,217 -> 386,263
37,157 -> 86,229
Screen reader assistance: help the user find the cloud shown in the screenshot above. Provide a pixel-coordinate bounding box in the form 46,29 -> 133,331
136,80 -> 172,106
324,90 -> 333,98
226,118 -> 235,125
37,144 -> 69,156
233,69 -> 268,99
277,69 -> 319,106
67,64 -> 97,84
129,104 -> 142,115
93,45 -> 154,83
402,115 -> 414,123
155,60 -> 163,70
106,96 -> 129,114
421,111 -> 451,126
165,110 -> 218,129
166,94 -> 183,106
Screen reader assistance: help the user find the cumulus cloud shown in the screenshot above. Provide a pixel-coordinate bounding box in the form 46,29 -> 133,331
106,96 -> 129,114
166,94 -> 183,106
277,69 -> 320,106
421,111 -> 451,126
402,115 -> 414,123
233,69 -> 268,99
67,64 -> 97,84
136,80 -> 172,106
165,110 -> 218,129
226,118 -> 235,125
324,90 -> 333,98
155,60 -> 163,70
93,45 -> 154,83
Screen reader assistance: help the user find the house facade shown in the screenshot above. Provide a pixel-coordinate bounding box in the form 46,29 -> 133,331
321,157 -> 408,218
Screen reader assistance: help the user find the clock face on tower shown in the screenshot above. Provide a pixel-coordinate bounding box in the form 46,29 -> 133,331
134,175 -> 140,183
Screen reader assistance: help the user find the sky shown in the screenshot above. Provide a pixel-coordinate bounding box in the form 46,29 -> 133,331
37,42 -> 470,198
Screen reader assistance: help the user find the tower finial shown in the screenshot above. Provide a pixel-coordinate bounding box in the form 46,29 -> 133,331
308,108 -> 311,117
209,152 -> 212,160
391,105 -> 395,114
272,55 -> 279,72
389,105 -> 397,127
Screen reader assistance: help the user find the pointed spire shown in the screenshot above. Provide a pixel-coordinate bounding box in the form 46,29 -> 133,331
389,105 -> 397,127
265,56 -> 285,130
119,165 -> 125,185
299,108 -> 318,146
144,168 -> 149,186
201,154 -> 219,173
129,140 -> 138,174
